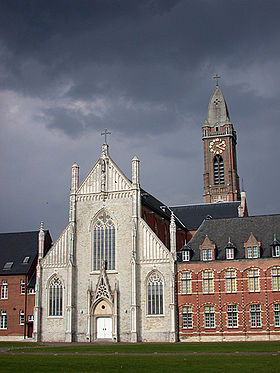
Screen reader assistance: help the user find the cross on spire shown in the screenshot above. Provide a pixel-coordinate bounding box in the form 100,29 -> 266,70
101,129 -> 111,144
213,74 -> 221,86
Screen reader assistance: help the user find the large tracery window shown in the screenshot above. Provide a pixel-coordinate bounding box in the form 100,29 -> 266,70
48,277 -> 63,317
93,214 -> 115,271
213,155 -> 224,184
147,272 -> 164,315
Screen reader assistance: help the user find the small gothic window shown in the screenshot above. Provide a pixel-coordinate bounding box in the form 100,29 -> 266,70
92,214 -> 115,271
49,277 -> 63,317
213,155 -> 224,184
147,272 -> 163,315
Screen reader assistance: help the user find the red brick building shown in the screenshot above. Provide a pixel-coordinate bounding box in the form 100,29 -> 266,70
177,214 -> 280,342
0,229 -> 52,340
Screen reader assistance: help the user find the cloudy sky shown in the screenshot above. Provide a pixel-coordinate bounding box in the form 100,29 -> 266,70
0,0 -> 279,241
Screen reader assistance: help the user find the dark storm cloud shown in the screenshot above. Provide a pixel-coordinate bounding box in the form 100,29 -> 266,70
0,0 -> 280,238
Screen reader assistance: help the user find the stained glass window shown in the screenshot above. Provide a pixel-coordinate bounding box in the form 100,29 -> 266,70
147,272 -> 163,315
93,214 -> 115,271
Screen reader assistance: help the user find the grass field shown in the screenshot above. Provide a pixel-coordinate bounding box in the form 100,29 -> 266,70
0,341 -> 279,372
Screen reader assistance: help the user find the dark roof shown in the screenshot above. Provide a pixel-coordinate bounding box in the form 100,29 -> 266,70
170,202 -> 241,230
178,214 -> 280,262
0,231 -> 49,275
141,189 -> 186,229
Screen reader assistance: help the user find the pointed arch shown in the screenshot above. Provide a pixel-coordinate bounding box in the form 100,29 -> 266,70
213,155 -> 224,184
91,211 -> 116,271
146,271 -> 164,316
48,276 -> 63,317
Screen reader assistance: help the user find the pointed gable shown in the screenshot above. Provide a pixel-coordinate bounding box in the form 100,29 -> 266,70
77,146 -> 131,195
93,261 -> 113,303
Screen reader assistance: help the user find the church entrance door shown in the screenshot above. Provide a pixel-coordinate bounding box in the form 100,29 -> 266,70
96,317 -> 112,339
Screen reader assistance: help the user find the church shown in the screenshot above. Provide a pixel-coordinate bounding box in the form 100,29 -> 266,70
29,80 -> 279,343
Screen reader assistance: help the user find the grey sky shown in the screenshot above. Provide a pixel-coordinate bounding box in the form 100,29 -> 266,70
0,0 -> 279,240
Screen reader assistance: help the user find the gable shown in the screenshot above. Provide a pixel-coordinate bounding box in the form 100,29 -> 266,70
77,156 -> 132,195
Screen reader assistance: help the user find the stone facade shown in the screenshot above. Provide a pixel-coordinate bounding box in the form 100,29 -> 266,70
34,144 -> 177,342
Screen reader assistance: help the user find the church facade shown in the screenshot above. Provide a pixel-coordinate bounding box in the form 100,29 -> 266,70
34,145 -> 180,343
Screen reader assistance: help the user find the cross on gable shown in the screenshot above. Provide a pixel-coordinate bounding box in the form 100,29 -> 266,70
213,74 -> 221,86
101,129 -> 111,144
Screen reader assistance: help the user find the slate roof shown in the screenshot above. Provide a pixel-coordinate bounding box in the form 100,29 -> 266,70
0,231 -> 50,276
170,202 -> 241,230
141,189 -> 186,229
178,214 -> 280,262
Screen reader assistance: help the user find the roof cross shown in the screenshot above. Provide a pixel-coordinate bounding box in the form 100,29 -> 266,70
101,129 -> 111,144
213,74 -> 221,86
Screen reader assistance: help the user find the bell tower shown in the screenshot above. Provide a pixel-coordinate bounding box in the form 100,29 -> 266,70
202,76 -> 240,203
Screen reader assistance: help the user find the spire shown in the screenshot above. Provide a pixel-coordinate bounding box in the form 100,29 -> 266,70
205,79 -> 230,127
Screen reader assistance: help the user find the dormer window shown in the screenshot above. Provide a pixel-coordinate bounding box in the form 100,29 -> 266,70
247,246 -> 258,259
226,248 -> 234,260
200,235 -> 215,261
270,234 -> 280,257
244,233 -> 261,259
182,250 -> 190,262
225,238 -> 235,260
202,249 -> 213,261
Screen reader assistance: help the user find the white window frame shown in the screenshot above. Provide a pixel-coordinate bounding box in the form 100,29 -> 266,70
182,250 -> 190,262
225,270 -> 237,293
204,305 -> 215,328
181,272 -> 192,294
1,281 -> 8,299
203,270 -> 214,294
274,304 -> 280,327
272,268 -> 280,291
248,269 -> 260,292
226,248 -> 234,260
250,304 -> 261,328
227,305 -> 238,328
0,311 -> 7,329
182,306 -> 193,329
19,310 -> 25,325
20,280 -> 25,295
274,246 -> 280,257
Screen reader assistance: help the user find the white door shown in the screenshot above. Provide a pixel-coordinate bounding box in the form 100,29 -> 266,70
96,317 -> 112,339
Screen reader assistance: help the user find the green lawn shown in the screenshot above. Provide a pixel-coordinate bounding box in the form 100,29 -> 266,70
0,354 -> 279,373
11,341 -> 280,354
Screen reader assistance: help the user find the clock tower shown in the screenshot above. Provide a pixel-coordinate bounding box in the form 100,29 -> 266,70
202,78 -> 240,203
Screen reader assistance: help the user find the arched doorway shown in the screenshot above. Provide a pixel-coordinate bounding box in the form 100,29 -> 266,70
92,299 -> 113,341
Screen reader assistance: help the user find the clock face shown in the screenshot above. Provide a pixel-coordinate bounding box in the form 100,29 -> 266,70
209,138 -> 226,155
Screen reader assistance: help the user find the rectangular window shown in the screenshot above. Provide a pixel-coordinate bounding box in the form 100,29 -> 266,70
274,304 -> 280,327
0,311 -> 7,329
272,268 -> 280,291
227,305 -> 238,328
247,246 -> 258,258
19,310 -> 25,325
182,251 -> 190,262
182,306 -> 193,329
225,270 -> 236,293
203,271 -> 214,294
20,280 -> 25,295
248,269 -> 260,292
1,281 -> 8,299
181,272 -> 192,294
204,305 -> 215,328
202,249 -> 213,261
250,304 -> 261,328
226,248 -> 234,260
274,246 -> 280,257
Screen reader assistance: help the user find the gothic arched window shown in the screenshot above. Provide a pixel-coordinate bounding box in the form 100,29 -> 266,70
93,214 -> 115,271
213,155 -> 224,184
147,272 -> 163,315
49,277 -> 63,317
